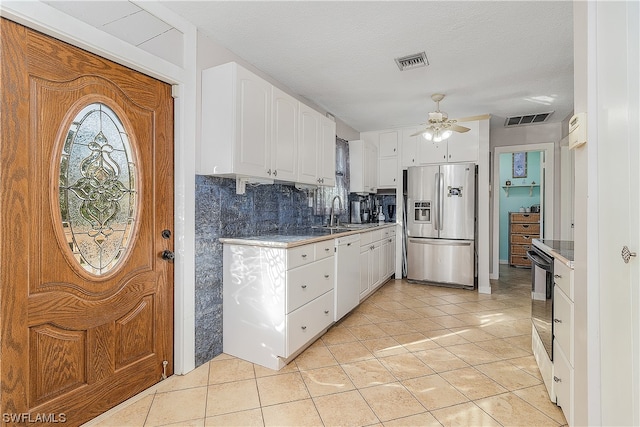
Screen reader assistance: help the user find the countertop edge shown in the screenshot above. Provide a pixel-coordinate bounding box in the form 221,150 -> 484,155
219,223 -> 397,248
532,239 -> 574,269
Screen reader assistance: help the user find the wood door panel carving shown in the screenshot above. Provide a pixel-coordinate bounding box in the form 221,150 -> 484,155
1,19 -> 174,425
29,326 -> 86,406
115,295 -> 155,369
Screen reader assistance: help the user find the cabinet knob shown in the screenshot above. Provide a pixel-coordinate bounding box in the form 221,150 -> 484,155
324,310 -> 329,314
301,326 -> 307,330
325,248 -> 330,252
324,274 -> 329,279
554,274 -> 562,279
273,170 -> 277,177
554,376 -> 562,383
301,254 -> 307,258
301,284 -> 307,289
267,169 -> 271,175
554,318 -> 562,323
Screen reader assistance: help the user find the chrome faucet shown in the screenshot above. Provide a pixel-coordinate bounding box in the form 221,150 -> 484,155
329,195 -> 343,227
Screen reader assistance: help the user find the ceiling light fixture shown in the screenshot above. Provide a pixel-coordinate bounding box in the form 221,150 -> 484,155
422,126 -> 453,142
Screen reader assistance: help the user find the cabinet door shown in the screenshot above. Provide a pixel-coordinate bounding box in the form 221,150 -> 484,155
379,130 -> 398,157
387,236 -> 396,277
271,86 -> 298,181
402,127 -> 419,168
447,121 -> 479,163
359,248 -> 371,299
378,157 -> 398,188
379,238 -> 389,282
371,242 -> 382,287
236,66 -> 271,177
365,142 -> 378,192
320,117 -> 336,186
298,104 -> 320,185
418,140 -> 447,164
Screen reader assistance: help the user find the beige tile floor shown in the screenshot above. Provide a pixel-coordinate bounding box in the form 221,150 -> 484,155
85,266 -> 567,427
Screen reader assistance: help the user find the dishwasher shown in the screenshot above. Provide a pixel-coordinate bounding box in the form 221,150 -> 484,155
334,233 -> 361,321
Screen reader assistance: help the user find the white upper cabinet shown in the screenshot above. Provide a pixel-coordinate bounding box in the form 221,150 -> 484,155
378,130 -> 398,157
401,127 -> 419,168
349,139 -> 378,194
298,103 -> 335,186
201,62 -> 334,186
418,121 -> 479,164
200,62 -> 272,177
271,86 -> 298,181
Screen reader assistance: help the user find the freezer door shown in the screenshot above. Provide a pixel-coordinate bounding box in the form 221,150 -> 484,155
406,165 -> 439,238
439,164 -> 475,240
407,238 -> 475,288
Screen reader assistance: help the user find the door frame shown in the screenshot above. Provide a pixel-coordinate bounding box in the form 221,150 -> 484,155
0,2 -> 198,374
491,142 -> 555,279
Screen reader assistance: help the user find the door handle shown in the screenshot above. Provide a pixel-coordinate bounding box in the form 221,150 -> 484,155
161,250 -> 175,261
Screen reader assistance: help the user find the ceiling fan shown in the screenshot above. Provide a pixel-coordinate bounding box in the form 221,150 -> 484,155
411,93 -> 490,142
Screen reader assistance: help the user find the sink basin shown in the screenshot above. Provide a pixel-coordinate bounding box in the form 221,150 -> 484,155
340,223 -> 376,230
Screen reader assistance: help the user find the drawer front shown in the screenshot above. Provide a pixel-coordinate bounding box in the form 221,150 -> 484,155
287,256 -> 335,313
554,259 -> 574,301
359,230 -> 373,247
511,244 -> 531,256
510,255 -> 531,267
315,240 -> 335,261
511,213 -> 540,223
511,223 -> 540,234
553,286 -> 574,366
511,234 -> 536,245
370,229 -> 384,243
286,290 -> 334,356
553,341 -> 573,426
288,244 -> 315,269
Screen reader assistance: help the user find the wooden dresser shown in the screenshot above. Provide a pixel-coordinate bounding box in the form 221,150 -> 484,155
509,212 -> 540,267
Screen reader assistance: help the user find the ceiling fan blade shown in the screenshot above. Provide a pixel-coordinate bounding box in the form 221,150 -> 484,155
450,124 -> 470,133
453,114 -> 492,122
410,128 -> 429,137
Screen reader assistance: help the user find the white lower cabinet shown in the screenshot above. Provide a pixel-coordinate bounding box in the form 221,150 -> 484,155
223,240 -> 335,370
359,226 -> 396,301
552,259 -> 575,426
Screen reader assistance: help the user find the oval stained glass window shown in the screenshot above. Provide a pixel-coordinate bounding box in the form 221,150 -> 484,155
59,102 -> 137,276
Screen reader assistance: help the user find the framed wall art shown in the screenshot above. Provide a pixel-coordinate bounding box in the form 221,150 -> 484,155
512,152 -> 527,178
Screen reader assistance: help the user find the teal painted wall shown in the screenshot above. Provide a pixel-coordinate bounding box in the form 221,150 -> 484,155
499,151 -> 542,262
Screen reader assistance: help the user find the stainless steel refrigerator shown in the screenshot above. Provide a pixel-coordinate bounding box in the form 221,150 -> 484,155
406,164 -> 475,289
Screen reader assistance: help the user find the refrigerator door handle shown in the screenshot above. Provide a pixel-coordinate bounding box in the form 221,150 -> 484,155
409,239 -> 472,247
438,172 -> 444,231
433,172 -> 440,231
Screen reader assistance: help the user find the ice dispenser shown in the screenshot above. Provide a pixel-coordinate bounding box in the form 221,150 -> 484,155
414,201 -> 431,222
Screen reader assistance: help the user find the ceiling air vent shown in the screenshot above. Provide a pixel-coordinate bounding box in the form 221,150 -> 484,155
504,111 -> 554,127
395,52 -> 429,71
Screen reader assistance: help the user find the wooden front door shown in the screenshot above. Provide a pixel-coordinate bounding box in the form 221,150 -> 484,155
0,18 -> 174,426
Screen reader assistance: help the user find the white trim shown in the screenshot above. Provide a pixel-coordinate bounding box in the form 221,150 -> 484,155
1,0 -> 197,375
491,143 -> 555,280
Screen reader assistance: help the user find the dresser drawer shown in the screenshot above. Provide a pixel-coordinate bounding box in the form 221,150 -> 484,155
359,230 -> 373,247
286,256 -> 334,313
511,234 -> 536,245
510,213 -> 540,223
511,244 -> 531,256
510,255 -> 531,267
286,290 -> 334,356
315,239 -> 335,261
511,223 -> 540,234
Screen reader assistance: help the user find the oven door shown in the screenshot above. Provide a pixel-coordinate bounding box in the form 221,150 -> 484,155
527,248 -> 554,360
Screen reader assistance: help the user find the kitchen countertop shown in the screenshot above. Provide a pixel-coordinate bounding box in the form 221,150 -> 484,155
532,238 -> 574,268
219,223 -> 396,248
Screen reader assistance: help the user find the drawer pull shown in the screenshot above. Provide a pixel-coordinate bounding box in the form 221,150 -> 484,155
554,318 -> 562,323
522,225 -> 530,228
301,326 -> 307,330
325,248 -> 330,252
301,254 -> 308,259
324,274 -> 330,279
554,274 -> 562,279
554,376 -> 562,383
301,285 -> 307,289
324,310 -> 329,314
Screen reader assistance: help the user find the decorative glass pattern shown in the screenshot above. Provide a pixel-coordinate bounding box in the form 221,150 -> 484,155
59,103 -> 137,275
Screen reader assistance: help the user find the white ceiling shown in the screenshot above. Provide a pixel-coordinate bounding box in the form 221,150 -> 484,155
161,0 -> 574,133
